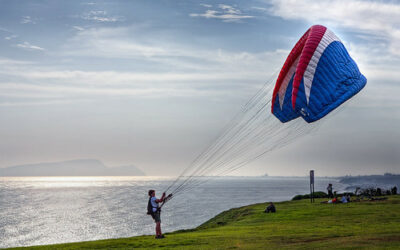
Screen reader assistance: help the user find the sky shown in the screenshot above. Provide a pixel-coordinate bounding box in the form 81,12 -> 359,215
0,0 -> 399,176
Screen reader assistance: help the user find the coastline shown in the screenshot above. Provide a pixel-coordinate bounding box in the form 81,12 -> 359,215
7,195 -> 400,249
0,176 -> 346,248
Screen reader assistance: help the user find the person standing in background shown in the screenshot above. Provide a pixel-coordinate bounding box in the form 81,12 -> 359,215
327,184 -> 333,198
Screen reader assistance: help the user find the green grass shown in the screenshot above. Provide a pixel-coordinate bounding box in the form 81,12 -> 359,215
8,196 -> 400,249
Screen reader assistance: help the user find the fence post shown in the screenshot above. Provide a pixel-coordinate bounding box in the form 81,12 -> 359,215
310,170 -> 315,203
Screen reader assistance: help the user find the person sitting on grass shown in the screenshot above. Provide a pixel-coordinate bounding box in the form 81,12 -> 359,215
325,197 -> 338,204
264,202 -> 276,213
147,190 -> 166,239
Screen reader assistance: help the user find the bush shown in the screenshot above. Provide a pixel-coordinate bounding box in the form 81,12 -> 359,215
292,191 -> 328,200
355,187 -> 397,197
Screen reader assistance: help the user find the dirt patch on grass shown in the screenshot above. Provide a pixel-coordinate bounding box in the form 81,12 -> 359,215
367,235 -> 400,243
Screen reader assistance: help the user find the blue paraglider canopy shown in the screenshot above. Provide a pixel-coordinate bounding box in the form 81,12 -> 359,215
271,25 -> 367,123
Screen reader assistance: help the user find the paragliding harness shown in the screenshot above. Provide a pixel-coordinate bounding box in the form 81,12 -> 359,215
147,194 -> 172,219
147,197 -> 159,220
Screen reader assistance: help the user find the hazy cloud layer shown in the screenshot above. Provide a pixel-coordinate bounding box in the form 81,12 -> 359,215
0,0 -> 398,176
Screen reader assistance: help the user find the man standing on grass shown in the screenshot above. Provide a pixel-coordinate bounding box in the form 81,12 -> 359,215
327,184 -> 333,198
148,190 -> 166,239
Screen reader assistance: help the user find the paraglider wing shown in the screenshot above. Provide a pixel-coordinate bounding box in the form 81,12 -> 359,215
271,27 -> 310,123
272,25 -> 367,123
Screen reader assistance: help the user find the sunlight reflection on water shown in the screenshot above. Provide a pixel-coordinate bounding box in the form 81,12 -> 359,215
0,176 -> 171,188
0,176 -> 346,248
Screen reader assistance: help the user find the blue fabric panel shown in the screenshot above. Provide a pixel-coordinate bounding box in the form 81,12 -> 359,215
294,41 -> 367,123
272,73 -> 300,123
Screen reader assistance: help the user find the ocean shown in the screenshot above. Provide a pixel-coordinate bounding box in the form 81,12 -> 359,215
0,176 -> 346,248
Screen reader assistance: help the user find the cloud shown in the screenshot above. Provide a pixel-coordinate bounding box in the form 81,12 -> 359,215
0,36 -> 284,106
4,35 -> 17,40
0,27 -> 285,104
15,42 -> 45,51
200,4 -> 212,8
267,0 -> 400,56
64,27 -> 170,58
72,26 -> 85,31
0,26 -> 10,32
0,82 -> 221,101
190,4 -> 253,22
1,69 -> 269,85
62,26 -> 285,73
0,48 -> 280,91
0,58 -> 33,65
20,16 -> 36,24
219,4 -> 241,14
81,10 -> 124,22
251,7 -> 268,12
1,28 -> 17,41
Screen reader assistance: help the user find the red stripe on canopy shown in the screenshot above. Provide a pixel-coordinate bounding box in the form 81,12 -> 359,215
271,28 -> 310,113
291,25 -> 327,109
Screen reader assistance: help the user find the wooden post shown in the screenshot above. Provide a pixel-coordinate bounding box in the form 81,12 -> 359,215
310,170 -> 315,203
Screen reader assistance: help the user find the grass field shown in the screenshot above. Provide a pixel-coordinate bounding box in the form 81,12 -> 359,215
9,196 -> 400,249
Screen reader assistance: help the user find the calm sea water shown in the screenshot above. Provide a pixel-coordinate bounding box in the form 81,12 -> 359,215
0,176 -> 346,248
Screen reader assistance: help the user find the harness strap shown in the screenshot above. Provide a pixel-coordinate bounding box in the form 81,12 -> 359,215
149,197 -> 160,212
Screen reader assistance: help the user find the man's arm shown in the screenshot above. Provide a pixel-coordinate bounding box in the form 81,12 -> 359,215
155,192 -> 166,203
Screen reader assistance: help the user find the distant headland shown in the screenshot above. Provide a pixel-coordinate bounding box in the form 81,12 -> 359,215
339,173 -> 400,185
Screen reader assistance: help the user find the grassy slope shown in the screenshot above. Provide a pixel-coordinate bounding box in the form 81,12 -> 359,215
10,196 -> 400,249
